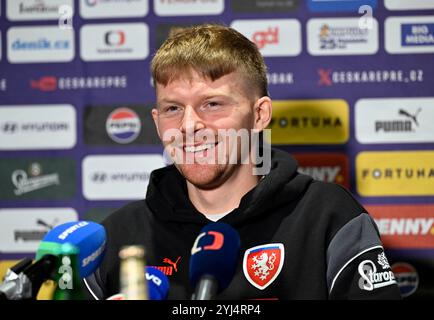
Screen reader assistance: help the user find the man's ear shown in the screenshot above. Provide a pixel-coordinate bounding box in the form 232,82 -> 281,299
253,96 -> 272,131
151,108 -> 161,139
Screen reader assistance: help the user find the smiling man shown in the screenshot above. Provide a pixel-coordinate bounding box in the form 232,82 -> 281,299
83,24 -> 401,300
152,69 -> 271,214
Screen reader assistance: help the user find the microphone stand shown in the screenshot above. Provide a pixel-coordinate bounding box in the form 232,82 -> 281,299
0,255 -> 57,300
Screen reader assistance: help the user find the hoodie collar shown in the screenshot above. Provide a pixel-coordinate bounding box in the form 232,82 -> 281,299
145,148 -> 312,225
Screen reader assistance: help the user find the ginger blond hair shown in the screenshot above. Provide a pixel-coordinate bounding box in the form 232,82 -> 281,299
151,24 -> 268,97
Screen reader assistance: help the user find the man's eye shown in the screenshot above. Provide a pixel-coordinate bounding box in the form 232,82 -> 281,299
165,106 -> 180,112
204,102 -> 220,109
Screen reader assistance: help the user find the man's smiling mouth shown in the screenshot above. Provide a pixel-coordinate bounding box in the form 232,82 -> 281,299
183,142 -> 219,154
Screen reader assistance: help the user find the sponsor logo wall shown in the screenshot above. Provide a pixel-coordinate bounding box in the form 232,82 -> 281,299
7,25 -> 74,63
0,208 -> 78,253
6,0 -> 75,21
231,19 -> 302,57
367,204 -> 434,249
0,0 -> 433,299
307,17 -> 379,55
0,105 -> 76,150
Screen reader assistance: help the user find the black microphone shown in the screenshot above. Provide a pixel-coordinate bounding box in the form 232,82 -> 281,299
189,222 -> 240,300
0,259 -> 32,300
0,255 -> 57,300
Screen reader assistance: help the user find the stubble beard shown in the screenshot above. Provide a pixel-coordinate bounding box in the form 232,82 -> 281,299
175,161 -> 237,190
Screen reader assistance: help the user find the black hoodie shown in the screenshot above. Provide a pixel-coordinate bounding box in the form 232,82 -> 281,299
84,148 -> 401,300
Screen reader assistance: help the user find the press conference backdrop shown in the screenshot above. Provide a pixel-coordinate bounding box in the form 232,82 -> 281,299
0,0 -> 433,299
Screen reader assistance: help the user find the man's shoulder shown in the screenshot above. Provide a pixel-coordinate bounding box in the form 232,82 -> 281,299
304,179 -> 363,210
298,179 -> 368,229
306,179 -> 350,195
102,199 -> 150,228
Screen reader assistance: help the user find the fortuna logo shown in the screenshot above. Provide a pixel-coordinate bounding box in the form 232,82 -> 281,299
149,257 -> 181,276
358,253 -> 396,291
243,243 -> 284,290
270,116 -> 342,129
361,167 -> 434,180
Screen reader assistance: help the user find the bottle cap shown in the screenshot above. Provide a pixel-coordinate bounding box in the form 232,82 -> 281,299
119,245 -> 145,259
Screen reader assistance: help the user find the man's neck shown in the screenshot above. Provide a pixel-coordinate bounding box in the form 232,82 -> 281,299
187,164 -> 260,215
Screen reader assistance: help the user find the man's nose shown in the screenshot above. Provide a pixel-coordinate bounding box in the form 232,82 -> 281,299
180,105 -> 205,134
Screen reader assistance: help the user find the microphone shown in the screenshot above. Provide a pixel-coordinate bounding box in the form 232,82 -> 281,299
106,266 -> 170,300
0,221 -> 106,300
2,258 -> 33,281
146,266 -> 170,300
189,222 -> 240,300
0,258 -> 33,300
36,221 -> 106,278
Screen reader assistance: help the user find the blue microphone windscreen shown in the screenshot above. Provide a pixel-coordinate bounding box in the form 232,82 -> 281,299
36,221 -> 106,278
189,222 -> 240,293
146,266 -> 170,300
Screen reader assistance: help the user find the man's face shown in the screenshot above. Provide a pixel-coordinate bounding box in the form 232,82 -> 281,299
152,70 -> 261,189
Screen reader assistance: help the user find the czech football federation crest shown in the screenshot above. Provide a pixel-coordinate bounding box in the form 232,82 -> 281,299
243,243 -> 285,290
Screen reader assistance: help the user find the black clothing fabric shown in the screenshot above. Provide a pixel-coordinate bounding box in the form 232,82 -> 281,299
84,148 -> 401,300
